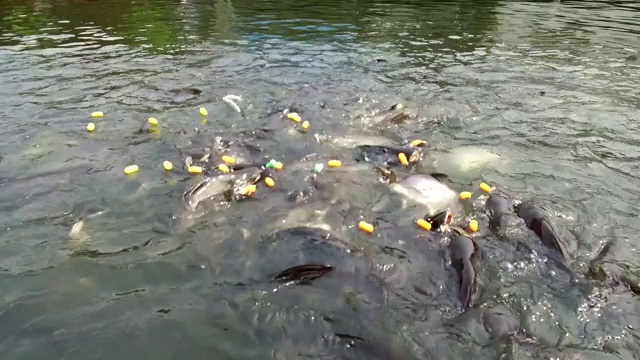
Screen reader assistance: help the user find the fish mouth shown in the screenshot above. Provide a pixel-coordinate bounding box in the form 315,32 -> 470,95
408,149 -> 422,163
424,209 -> 453,229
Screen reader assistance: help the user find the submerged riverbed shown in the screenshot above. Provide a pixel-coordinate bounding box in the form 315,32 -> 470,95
1,0 -> 640,359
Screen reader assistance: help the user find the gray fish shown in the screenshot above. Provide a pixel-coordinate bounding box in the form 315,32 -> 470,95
182,167 -> 262,211
588,239 -> 640,295
354,145 -> 422,167
484,191 -> 515,232
482,308 -> 519,342
273,264 -> 334,284
514,201 -> 569,259
449,234 -> 481,309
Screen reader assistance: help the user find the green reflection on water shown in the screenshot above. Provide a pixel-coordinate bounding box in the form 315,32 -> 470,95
0,0 -> 500,55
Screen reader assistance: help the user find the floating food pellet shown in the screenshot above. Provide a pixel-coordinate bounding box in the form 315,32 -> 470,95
398,152 -> 409,166
266,159 -> 277,169
218,164 -> 230,173
287,112 -> 301,122
479,182 -> 492,193
163,161 -> 173,171
358,221 -> 374,234
459,191 -> 473,200
148,117 -> 159,125
86,122 -> 96,132
188,166 -> 203,174
240,184 -> 257,196
410,139 -> 427,147
199,107 -> 208,116
313,163 -> 324,173
123,165 -> 139,175
274,161 -> 283,170
468,219 -> 479,232
327,160 -> 342,168
416,219 -> 432,231
222,155 -> 236,164
265,177 -> 275,187
302,120 -> 310,129
91,111 -> 103,118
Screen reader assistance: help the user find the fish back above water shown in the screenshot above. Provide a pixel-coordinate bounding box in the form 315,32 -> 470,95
182,167 -> 261,210
390,174 -> 458,214
354,145 -> 421,167
515,201 -> 569,260
485,192 -> 516,232
449,235 -> 481,309
427,146 -> 505,176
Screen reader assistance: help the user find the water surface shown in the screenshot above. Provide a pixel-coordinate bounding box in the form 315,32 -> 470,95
1,0 -> 640,359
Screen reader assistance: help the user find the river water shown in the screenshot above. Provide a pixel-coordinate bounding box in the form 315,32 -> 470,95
1,0 -> 640,359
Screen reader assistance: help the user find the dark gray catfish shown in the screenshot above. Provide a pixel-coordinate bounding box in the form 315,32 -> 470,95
449,234 -> 481,309
514,201 -> 569,259
353,144 -> 422,167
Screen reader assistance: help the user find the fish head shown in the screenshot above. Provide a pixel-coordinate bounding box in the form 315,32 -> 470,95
424,209 -> 453,230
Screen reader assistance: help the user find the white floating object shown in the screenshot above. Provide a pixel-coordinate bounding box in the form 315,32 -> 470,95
222,94 -> 242,113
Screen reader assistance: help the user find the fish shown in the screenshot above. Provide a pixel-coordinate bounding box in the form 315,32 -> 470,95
484,191 -> 516,232
449,234 -> 481,309
182,166 -> 262,211
588,239 -> 640,295
383,170 -> 460,216
354,145 -> 422,167
273,264 -> 334,284
514,201 -> 569,259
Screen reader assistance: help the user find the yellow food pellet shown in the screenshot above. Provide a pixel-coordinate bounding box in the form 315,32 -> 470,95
265,177 -> 275,187
86,122 -> 96,132
123,165 -> 139,175
468,219 -> 479,232
274,161 -> 284,170
218,164 -> 230,173
199,107 -> 208,116
221,155 -> 236,164
91,111 -> 103,118
327,160 -> 342,168
163,161 -> 173,171
241,184 -> 257,196
479,182 -> 492,193
287,112 -> 301,122
410,139 -> 427,147
188,166 -> 203,174
358,221 -> 374,234
398,152 -> 409,166
459,191 -> 473,200
416,219 -> 432,231
148,117 -> 159,125
301,120 -> 310,129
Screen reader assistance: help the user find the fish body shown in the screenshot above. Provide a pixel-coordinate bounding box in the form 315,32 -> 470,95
449,234 -> 481,309
182,167 -> 261,210
515,201 -> 569,259
390,174 -> 459,215
354,145 -> 422,167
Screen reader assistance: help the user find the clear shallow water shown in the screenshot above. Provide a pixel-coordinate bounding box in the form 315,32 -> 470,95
1,0 -> 640,359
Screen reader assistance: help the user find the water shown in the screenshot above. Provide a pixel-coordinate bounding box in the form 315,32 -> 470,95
1,0 -> 640,358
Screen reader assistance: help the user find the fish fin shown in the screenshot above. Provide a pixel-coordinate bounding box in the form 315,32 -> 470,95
459,260 -> 476,309
273,264 -> 334,283
429,172 -> 449,182
538,219 -> 569,259
449,225 -> 468,236
375,166 -> 397,183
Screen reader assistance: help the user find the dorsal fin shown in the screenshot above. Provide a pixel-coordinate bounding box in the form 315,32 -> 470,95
429,172 -> 449,182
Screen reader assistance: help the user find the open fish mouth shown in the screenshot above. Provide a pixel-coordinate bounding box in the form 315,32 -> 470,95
424,209 -> 453,229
